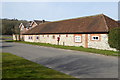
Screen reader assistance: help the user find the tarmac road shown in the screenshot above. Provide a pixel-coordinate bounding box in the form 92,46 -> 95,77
2,41 -> 118,78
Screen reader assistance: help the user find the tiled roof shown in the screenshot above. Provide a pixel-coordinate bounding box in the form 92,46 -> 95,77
21,22 -> 31,28
23,14 -> 119,35
34,20 -> 49,25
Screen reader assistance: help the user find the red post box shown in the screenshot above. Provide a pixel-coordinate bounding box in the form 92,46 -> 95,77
57,37 -> 60,42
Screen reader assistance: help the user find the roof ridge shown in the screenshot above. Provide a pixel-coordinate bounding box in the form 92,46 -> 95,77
102,14 -> 109,31
45,14 -> 105,23
34,20 -> 42,21
23,14 -> 118,35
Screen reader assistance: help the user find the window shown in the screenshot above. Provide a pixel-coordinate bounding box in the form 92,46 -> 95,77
92,36 -> 99,40
75,36 -> 81,42
47,35 -> 49,37
31,36 -> 32,39
66,34 -> 68,37
28,36 -> 31,39
36,36 -> 39,39
53,35 -> 55,39
28,36 -> 32,40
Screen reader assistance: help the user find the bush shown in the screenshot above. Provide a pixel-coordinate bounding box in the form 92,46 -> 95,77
108,27 -> 120,50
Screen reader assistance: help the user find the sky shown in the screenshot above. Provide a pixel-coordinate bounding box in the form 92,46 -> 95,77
2,2 -> 118,21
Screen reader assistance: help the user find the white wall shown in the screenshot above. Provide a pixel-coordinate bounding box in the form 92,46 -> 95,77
23,34 -> 116,51
88,34 -> 116,51
13,34 -> 19,40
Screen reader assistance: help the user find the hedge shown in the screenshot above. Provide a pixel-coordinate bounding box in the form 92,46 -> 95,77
108,27 -> 120,50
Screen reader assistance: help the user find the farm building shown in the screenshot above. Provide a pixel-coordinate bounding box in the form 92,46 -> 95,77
13,20 -> 48,40
19,20 -> 49,34
15,14 -> 119,51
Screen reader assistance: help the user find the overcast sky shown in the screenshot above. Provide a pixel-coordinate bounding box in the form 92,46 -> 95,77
2,2 -> 118,21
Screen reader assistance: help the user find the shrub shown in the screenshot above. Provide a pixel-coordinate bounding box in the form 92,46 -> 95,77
108,27 -> 120,50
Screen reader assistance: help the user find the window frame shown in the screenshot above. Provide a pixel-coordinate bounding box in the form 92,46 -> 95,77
53,35 -> 55,39
28,36 -> 31,39
36,36 -> 39,40
91,36 -> 99,40
28,36 -> 32,40
59,35 -> 61,37
66,34 -> 68,37
75,36 -> 82,42
31,36 -> 32,39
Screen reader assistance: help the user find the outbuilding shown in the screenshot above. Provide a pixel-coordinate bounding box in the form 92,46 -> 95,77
22,14 -> 119,51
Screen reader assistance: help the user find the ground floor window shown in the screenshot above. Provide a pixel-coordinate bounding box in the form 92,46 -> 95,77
36,36 -> 39,39
53,35 -> 55,39
59,35 -> 61,37
28,36 -> 30,39
31,36 -> 32,39
75,36 -> 82,42
92,36 -> 99,40
28,36 -> 32,40
66,34 -> 68,37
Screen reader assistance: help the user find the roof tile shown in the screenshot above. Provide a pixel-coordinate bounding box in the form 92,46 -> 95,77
23,14 -> 119,35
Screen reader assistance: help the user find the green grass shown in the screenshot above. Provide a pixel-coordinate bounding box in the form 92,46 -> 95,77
2,36 -> 12,39
5,40 -> 119,56
1,36 -> 13,41
1,36 -> 12,39
2,52 -> 78,79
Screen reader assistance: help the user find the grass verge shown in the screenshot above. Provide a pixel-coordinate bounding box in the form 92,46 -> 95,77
5,40 -> 119,56
1,35 -> 12,39
2,52 -> 78,79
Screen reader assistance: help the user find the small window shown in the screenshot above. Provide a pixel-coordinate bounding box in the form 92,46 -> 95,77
66,34 -> 68,37
92,36 -> 99,40
75,36 -> 81,42
36,36 -> 39,39
53,35 -> 55,39
28,36 -> 32,39
31,36 -> 32,39
28,36 -> 31,39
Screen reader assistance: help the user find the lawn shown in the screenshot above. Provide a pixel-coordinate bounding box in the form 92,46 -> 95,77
2,53 -> 79,79
1,35 -> 12,39
6,40 -> 119,56
1,35 -> 13,40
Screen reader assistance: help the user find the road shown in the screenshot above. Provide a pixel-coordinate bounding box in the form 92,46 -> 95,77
2,41 -> 118,78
